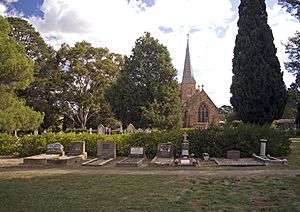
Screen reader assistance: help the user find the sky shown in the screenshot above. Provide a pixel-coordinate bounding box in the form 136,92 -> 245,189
0,0 -> 299,107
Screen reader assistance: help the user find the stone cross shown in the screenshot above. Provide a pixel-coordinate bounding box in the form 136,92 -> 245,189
183,132 -> 188,142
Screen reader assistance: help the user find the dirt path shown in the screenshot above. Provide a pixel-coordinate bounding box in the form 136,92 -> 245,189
1,168 -> 300,176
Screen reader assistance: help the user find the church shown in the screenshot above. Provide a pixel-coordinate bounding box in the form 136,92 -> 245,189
181,38 -> 220,128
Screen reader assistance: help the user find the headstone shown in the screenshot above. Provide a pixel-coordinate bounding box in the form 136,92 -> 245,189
157,143 -> 173,158
68,141 -> 86,156
89,128 -> 92,134
145,127 -> 152,134
227,150 -> 240,159
14,130 -> 18,137
181,142 -> 189,157
34,129 -> 38,135
119,124 -> 123,134
46,143 -> 65,156
97,140 -> 116,159
82,140 -> 116,166
260,138 -> 267,157
175,133 -> 197,166
126,123 -> 135,133
130,147 -> 145,158
117,146 -> 146,167
97,124 -> 105,134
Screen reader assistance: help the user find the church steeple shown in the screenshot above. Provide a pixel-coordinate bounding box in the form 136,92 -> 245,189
182,35 -> 196,84
181,35 -> 196,104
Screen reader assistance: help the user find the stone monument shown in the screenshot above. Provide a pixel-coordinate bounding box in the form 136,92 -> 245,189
117,147 -> 146,167
175,132 -> 197,166
150,143 -> 174,166
82,140 -> 116,166
23,142 -> 65,165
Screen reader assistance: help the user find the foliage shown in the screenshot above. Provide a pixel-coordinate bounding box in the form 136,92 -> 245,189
0,124 -> 290,157
230,0 -> 287,125
0,16 -> 44,132
279,0 -> 300,20
282,85 -> 299,119
7,17 -> 60,130
107,32 -> 181,130
56,41 -> 123,128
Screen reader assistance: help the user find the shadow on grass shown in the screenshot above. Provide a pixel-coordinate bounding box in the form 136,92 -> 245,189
0,173 -> 300,211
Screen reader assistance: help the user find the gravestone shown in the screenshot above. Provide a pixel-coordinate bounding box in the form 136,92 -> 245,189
130,147 -> 145,157
82,140 -> 116,166
68,141 -> 87,159
97,124 -> 105,134
89,128 -> 92,134
34,129 -> 38,135
46,143 -> 65,156
157,143 -> 173,158
117,147 -> 146,167
97,141 -> 116,159
126,123 -> 135,133
227,150 -> 240,160
151,143 -> 174,166
260,138 -> 267,157
23,143 -> 63,165
175,132 -> 197,166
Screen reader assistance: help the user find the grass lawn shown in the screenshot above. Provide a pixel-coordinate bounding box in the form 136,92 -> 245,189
0,172 -> 299,211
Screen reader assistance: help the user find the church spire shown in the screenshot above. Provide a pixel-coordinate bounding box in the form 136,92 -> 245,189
182,35 -> 196,84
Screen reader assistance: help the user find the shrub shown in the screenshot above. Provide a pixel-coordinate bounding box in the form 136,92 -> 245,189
0,124 -> 291,157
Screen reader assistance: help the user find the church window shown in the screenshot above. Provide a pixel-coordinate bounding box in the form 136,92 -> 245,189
198,104 -> 209,123
187,88 -> 192,95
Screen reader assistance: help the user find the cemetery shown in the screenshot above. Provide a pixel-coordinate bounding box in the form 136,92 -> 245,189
0,0 -> 300,210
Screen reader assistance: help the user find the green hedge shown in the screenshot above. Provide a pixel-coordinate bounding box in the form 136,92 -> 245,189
0,124 -> 291,158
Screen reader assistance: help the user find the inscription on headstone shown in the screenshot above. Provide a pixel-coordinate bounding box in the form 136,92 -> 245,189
46,143 -> 64,155
157,143 -> 173,158
97,140 -> 116,159
130,147 -> 144,158
68,141 -> 86,156
227,150 -> 240,159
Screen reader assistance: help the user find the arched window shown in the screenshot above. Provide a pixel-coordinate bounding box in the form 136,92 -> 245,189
198,104 -> 209,123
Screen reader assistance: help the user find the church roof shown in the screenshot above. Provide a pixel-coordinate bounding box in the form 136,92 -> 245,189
183,89 -> 219,112
182,38 -> 196,84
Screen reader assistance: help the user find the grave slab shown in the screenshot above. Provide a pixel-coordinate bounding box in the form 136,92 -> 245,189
151,143 -> 174,166
82,141 -> 116,166
117,147 -> 146,167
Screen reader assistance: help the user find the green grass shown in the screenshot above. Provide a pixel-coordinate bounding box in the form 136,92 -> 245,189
287,140 -> 300,168
0,173 -> 300,211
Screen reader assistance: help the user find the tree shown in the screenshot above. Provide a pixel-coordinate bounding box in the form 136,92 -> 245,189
0,16 -> 44,132
230,0 -> 287,125
56,41 -> 123,129
107,32 -> 181,130
278,0 -> 300,20
279,0 -> 300,126
7,17 -> 60,130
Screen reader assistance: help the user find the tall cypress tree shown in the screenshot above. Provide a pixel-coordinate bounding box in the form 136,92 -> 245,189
230,0 -> 287,125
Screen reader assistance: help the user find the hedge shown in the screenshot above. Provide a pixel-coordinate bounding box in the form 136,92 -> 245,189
0,124 -> 291,158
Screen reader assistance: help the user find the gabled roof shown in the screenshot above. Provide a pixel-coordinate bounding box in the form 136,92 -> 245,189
183,89 -> 219,112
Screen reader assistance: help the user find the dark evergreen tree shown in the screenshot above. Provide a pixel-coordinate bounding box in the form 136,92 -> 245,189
106,32 -> 181,130
230,0 -> 287,125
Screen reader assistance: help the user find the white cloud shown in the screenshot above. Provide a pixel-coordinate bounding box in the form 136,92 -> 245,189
0,3 -> 7,15
26,0 -> 299,107
4,0 -> 19,4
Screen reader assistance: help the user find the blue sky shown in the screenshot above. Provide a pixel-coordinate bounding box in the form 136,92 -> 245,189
0,0 -> 298,106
